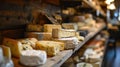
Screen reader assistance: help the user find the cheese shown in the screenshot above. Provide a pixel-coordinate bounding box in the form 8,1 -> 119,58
62,23 -> 78,30
0,45 -> 11,59
22,45 -> 33,50
53,37 -> 79,49
44,24 -> 62,33
3,38 -> 23,58
25,32 -> 52,40
18,38 -> 38,48
36,41 -> 61,56
52,29 -> 76,38
26,24 -> 43,32
20,50 -> 47,66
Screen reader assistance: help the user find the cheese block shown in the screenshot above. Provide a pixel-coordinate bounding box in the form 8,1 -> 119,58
18,38 -> 38,48
3,38 -> 23,58
36,41 -> 61,56
62,23 -> 78,30
52,29 -> 76,38
0,45 -> 11,59
20,50 -> 47,66
44,24 -> 62,33
26,24 -> 43,32
25,32 -> 52,40
53,37 -> 79,49
0,47 -> 4,63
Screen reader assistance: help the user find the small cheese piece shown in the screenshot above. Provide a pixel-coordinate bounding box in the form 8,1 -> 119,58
52,29 -> 76,38
26,24 -> 43,32
0,45 -> 11,59
53,37 -> 79,49
44,24 -> 62,33
36,41 -> 61,56
25,32 -> 52,40
3,38 -> 23,58
62,23 -> 78,30
20,50 -> 47,66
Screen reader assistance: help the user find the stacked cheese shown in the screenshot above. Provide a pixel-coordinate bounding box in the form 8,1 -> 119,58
52,29 -> 84,49
84,40 -> 104,63
2,38 -> 38,58
26,24 -> 62,40
36,41 -> 64,56
2,38 -> 48,66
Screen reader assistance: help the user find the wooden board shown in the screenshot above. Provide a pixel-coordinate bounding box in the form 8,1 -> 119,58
12,50 -> 73,67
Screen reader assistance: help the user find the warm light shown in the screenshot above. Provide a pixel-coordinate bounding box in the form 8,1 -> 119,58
105,0 -> 114,4
107,3 -> 116,10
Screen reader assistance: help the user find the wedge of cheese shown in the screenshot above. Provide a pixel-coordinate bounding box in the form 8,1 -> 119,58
25,32 -> 52,40
52,29 -> 76,38
44,24 -> 62,33
26,24 -> 43,32
3,38 -> 23,58
36,41 -> 63,56
53,37 -> 79,49
20,50 -> 47,66
0,45 -> 11,60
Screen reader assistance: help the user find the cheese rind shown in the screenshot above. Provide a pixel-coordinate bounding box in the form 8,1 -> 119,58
20,50 -> 47,66
36,41 -> 62,56
44,24 -> 62,33
52,29 -> 76,38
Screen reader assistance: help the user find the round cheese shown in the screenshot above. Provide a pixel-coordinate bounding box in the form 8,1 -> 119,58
20,50 -> 47,66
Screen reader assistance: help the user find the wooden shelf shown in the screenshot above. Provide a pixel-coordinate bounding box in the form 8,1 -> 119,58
12,23 -> 106,67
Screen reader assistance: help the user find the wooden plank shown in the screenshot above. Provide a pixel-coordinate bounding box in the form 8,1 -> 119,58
40,50 -> 73,67
12,50 -> 73,67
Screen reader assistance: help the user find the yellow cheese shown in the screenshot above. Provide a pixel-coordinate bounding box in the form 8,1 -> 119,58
36,41 -> 62,56
52,29 -> 76,38
44,24 -> 62,33
0,45 -> 11,59
3,38 -> 23,58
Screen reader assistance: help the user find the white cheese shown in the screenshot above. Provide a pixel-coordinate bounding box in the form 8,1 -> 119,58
20,50 -> 47,66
